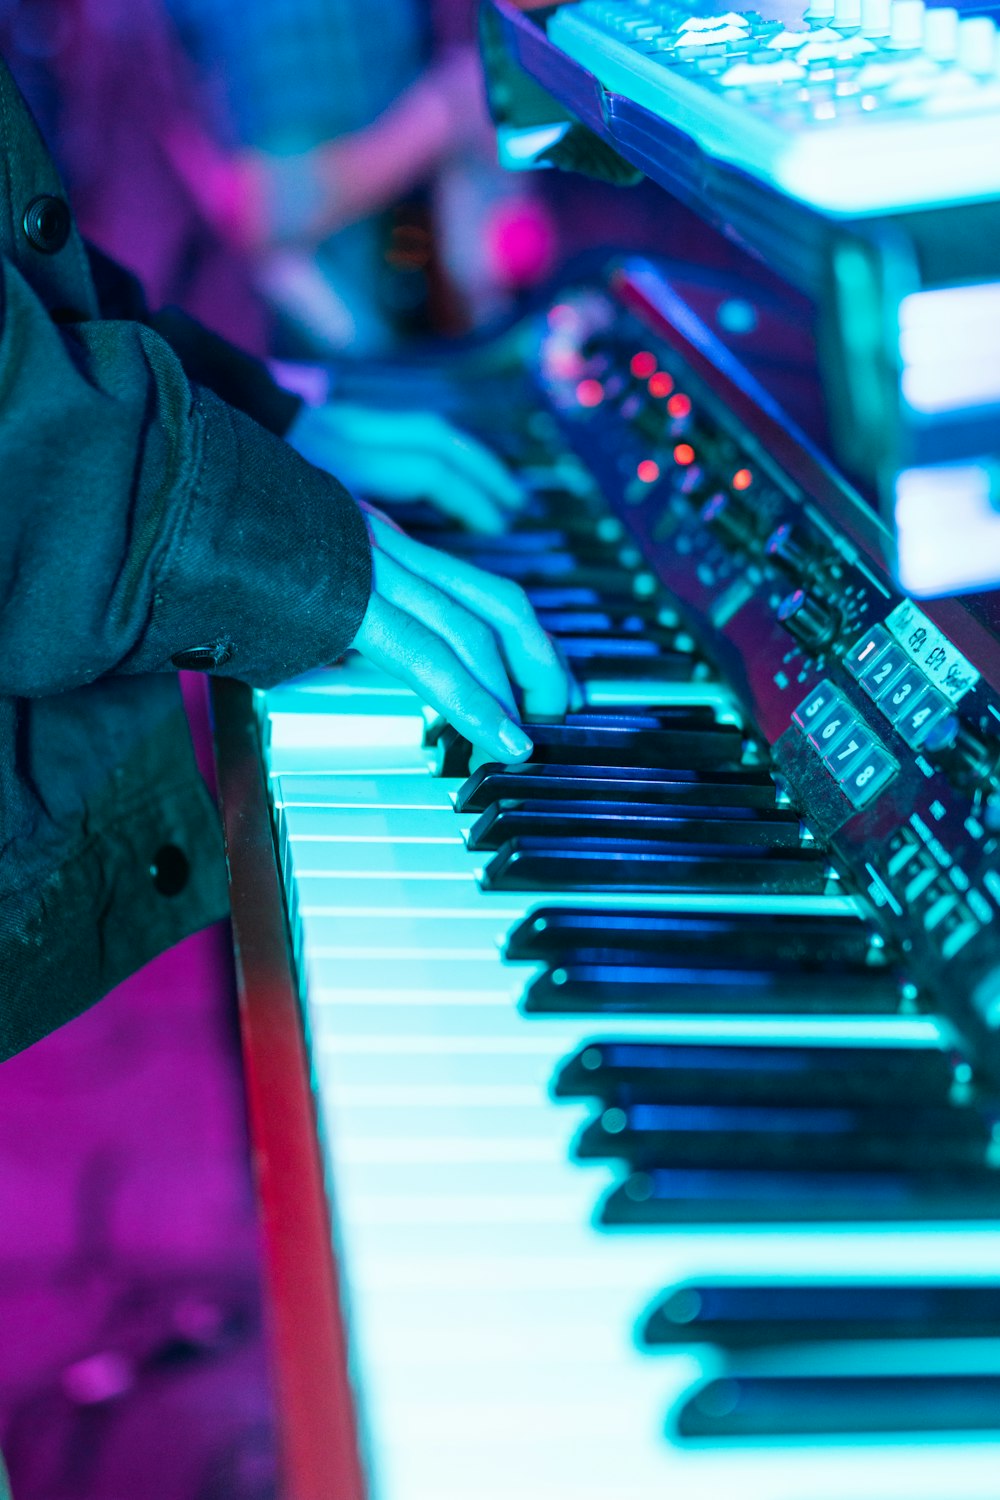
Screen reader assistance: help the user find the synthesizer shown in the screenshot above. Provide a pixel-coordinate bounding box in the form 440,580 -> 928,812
547,0 -> 1000,214
218,256 -> 1000,1500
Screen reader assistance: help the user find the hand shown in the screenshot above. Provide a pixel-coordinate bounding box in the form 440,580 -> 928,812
351,505 -> 571,762
288,403 -> 523,534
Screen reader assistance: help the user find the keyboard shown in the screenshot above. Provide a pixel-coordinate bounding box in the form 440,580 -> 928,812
233,266 -> 1000,1498
254,489 -> 1000,1488
547,0 -> 1000,213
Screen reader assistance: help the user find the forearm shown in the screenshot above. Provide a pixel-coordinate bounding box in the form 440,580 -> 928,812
0,255 -> 370,700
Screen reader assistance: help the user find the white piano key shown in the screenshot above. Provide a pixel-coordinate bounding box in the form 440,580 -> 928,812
273,773 -> 462,808
295,871 -> 862,917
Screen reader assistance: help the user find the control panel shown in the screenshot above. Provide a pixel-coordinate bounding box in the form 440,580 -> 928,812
534,268 -> 1000,1076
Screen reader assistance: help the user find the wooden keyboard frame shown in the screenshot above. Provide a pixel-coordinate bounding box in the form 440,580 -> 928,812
212,678 -> 366,1500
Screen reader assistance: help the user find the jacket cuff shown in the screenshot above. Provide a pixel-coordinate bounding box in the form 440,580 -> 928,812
125,386 -> 372,688
150,307 -> 303,437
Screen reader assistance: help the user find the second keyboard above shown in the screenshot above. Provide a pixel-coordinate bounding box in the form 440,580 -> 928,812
548,0 -> 1000,213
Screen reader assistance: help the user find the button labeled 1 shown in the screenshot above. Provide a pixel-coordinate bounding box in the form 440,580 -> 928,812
844,624 -> 891,679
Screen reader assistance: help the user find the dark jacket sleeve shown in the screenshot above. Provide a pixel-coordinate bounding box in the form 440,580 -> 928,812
86,242 -> 302,436
0,252 -> 371,701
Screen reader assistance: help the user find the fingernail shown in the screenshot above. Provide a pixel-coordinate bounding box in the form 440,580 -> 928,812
498,718 -> 533,760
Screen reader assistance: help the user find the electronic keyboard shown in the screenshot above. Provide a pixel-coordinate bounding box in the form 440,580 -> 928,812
547,0 -> 1000,213
220,258 -> 1000,1500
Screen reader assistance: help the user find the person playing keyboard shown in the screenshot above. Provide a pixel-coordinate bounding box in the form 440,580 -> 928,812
0,52 -> 570,1063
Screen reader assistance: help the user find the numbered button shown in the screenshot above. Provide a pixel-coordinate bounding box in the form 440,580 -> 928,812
839,745 -> 897,807
823,725 -> 874,778
880,665 -> 927,724
792,679 -> 839,733
858,643 -> 908,701
807,703 -> 854,753
893,687 -> 950,748
844,624 -> 892,679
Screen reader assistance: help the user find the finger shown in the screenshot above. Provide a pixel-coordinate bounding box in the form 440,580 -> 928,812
345,410 -> 524,513
371,551 -> 518,716
366,518 -> 571,719
399,454 -> 509,535
353,594 -> 534,762
427,419 -> 525,512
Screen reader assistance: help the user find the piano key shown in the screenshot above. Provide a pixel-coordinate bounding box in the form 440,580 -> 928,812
642,1280 -> 1000,1347
575,1101 -> 990,1171
676,1374 -> 1000,1438
555,636 -> 670,658
468,804 -> 804,853
294,868 -> 860,920
562,707 -> 718,726
603,1167 -> 1000,1225
536,608 -> 684,637
506,908 -> 879,967
482,838 -> 830,895
554,1041 -> 961,1106
456,763 -> 781,814
573,653 -> 704,683
523,961 -> 904,1014
488,722 -> 745,768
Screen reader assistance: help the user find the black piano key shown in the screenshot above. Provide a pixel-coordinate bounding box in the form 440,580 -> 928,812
485,723 -> 745,769
537,608 -> 682,637
525,587 -> 605,608
507,909 -> 870,968
556,637 -> 670,659
469,804 -> 802,853
456,764 -> 779,814
677,1374 -> 1000,1438
435,530 -> 571,555
562,709 -> 719,729
643,1280 -> 1000,1347
526,588 -> 682,628
554,1041 -> 959,1108
470,557 -> 641,592
602,1166 -> 1000,1224
483,838 -> 829,895
524,961 -> 900,1014
576,1101 -> 988,1171
572,654 -> 701,683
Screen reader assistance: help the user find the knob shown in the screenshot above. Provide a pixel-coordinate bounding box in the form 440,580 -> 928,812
860,0 -> 891,34
957,15 -> 996,74
701,491 -> 757,548
935,722 -> 1000,788
777,589 -> 842,652
888,0 -> 924,47
833,0 -> 861,28
924,5 -> 958,59
765,523 -> 817,580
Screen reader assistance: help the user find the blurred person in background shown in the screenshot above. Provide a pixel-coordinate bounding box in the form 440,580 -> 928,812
163,0 -> 558,351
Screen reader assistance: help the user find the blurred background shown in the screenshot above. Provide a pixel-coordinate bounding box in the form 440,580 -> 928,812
0,2 -> 676,1494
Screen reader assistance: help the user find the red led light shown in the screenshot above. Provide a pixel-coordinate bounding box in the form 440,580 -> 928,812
732,468 -> 753,491
630,351 -> 658,379
575,378 -> 604,408
667,393 -> 692,419
673,443 -> 696,466
648,371 -> 674,399
636,459 -> 661,484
